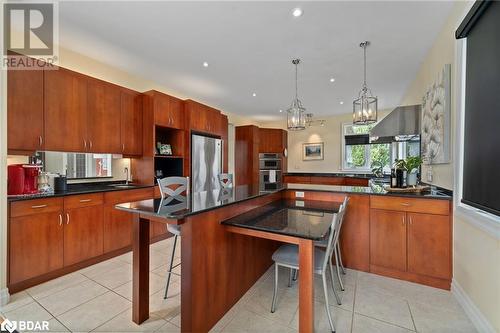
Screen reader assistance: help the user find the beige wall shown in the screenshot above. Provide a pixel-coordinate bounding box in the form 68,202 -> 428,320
401,1 -> 499,331
260,110 -> 389,173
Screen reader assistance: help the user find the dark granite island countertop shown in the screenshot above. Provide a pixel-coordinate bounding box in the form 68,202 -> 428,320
221,199 -> 341,240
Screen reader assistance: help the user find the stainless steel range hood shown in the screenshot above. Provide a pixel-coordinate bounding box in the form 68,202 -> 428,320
370,105 -> 421,143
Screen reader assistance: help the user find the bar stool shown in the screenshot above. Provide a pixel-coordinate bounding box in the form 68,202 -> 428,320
157,176 -> 189,299
218,173 -> 234,188
270,202 -> 348,333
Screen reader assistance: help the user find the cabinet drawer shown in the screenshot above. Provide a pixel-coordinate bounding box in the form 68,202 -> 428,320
104,188 -> 154,204
10,197 -> 63,218
64,193 -> 103,209
370,196 -> 450,215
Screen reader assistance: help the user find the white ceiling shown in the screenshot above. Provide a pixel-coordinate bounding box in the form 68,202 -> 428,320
58,1 -> 454,121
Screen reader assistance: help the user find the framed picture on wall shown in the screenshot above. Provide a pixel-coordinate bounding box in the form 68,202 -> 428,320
303,142 -> 324,161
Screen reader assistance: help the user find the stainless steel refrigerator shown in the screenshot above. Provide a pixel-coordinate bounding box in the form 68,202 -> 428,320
191,134 -> 222,193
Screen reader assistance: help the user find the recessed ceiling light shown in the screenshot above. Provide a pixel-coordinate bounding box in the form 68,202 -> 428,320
292,8 -> 303,17
279,109 -> 283,113
252,93 -> 257,97
340,101 -> 344,105
203,62 -> 209,67
330,78 -> 335,83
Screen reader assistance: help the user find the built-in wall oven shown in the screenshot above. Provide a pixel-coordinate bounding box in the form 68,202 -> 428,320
259,153 -> 283,192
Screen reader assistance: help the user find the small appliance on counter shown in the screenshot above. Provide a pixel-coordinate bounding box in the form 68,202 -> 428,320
53,174 -> 68,193
7,164 -> 42,195
37,171 -> 53,193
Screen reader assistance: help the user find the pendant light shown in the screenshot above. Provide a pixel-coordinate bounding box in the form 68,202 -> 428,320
287,59 -> 306,131
353,41 -> 378,125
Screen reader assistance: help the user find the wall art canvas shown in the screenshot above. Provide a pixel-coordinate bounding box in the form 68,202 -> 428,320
303,142 -> 324,161
421,64 -> 451,164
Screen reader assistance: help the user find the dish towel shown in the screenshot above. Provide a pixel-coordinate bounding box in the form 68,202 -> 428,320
269,170 -> 276,183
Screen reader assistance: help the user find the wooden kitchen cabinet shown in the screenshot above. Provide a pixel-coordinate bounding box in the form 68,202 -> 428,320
121,89 -> 143,156
44,67 -> 88,152
258,128 -> 287,154
87,78 -> 122,153
147,90 -> 184,129
185,99 -> 221,134
7,56 -> 45,152
63,195 -> 104,266
9,200 -> 64,284
407,212 -> 451,279
370,209 -> 407,272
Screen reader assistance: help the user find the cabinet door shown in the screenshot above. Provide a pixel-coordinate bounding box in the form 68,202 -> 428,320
187,101 -> 208,132
9,212 -> 64,284
370,209 -> 407,272
407,213 -> 451,279
169,96 -> 184,129
103,205 -> 132,253
44,67 -> 88,152
150,221 -> 168,239
87,79 -> 122,153
7,61 -> 44,151
121,90 -> 143,155
154,92 -> 171,127
64,206 -> 104,266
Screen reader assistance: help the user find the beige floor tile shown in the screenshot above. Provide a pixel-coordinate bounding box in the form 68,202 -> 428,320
289,301 -> 352,333
168,313 -> 180,328
155,321 -> 181,333
115,251 -> 133,264
26,273 -> 88,300
18,317 -> 69,333
94,308 -> 167,332
4,301 -> 53,323
150,251 -> 174,271
149,288 -> 181,321
354,288 -> 415,330
352,313 -> 414,333
56,292 -> 130,332
221,308 -> 296,333
243,283 -> 299,327
151,264 -> 181,284
37,279 -> 108,316
255,266 -> 299,293
409,300 -> 477,333
91,263 -> 133,289
313,275 -> 354,312
0,292 -> 34,313
113,272 -> 167,301
78,257 -> 127,279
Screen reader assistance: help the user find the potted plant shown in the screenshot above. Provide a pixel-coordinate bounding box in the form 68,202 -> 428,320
404,156 -> 423,186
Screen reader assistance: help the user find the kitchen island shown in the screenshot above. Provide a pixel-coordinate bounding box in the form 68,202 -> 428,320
116,182 -> 453,332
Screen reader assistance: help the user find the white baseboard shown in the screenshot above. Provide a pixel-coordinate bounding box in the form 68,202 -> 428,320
451,279 -> 496,333
0,288 -> 9,307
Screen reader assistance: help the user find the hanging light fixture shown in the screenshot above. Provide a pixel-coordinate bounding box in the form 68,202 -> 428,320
287,59 -> 306,131
353,41 -> 378,125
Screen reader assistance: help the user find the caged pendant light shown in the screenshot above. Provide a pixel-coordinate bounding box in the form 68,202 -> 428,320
353,41 -> 378,125
287,59 -> 307,131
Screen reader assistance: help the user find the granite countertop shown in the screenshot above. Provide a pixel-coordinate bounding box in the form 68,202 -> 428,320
286,181 -> 453,200
284,172 -> 380,179
221,199 -> 341,241
7,181 -> 154,202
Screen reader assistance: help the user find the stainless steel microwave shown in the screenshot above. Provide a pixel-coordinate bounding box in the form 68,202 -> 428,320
258,153 -> 282,170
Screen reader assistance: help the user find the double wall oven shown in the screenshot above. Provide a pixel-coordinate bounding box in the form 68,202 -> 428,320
259,153 -> 283,192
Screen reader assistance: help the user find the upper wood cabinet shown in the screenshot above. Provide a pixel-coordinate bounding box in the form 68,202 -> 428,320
87,79 -> 122,153
185,99 -> 221,134
258,128 -> 287,154
44,67 -> 88,152
147,90 -> 184,129
7,57 -> 44,152
121,89 -> 143,156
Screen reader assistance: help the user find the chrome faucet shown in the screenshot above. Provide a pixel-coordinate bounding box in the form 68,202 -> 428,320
124,167 -> 130,185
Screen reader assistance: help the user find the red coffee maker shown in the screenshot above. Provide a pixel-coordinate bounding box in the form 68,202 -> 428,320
8,164 -> 42,195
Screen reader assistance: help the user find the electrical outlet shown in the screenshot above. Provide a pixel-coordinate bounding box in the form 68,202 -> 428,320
295,191 -> 305,198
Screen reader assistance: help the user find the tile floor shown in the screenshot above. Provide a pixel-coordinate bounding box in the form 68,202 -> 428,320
1,237 -> 476,333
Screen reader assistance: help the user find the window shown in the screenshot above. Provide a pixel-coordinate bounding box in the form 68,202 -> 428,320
43,152 -> 113,179
342,123 -> 420,173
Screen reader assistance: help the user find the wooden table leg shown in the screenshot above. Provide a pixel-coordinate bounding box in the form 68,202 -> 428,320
132,216 -> 150,324
299,239 -> 314,333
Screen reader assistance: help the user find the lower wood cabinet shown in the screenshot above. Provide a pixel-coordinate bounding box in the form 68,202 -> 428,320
370,209 -> 407,272
9,211 -> 64,284
63,205 -> 104,266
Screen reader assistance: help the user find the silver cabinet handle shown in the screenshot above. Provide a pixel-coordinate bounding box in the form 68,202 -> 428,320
79,199 -> 92,203
400,203 -> 410,206
409,216 -> 413,225
59,214 -> 63,226
66,213 -> 70,225
89,141 -> 93,149
84,140 -> 87,149
39,135 -> 43,147
31,204 -> 47,209
402,216 -> 405,226
122,143 -> 125,152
